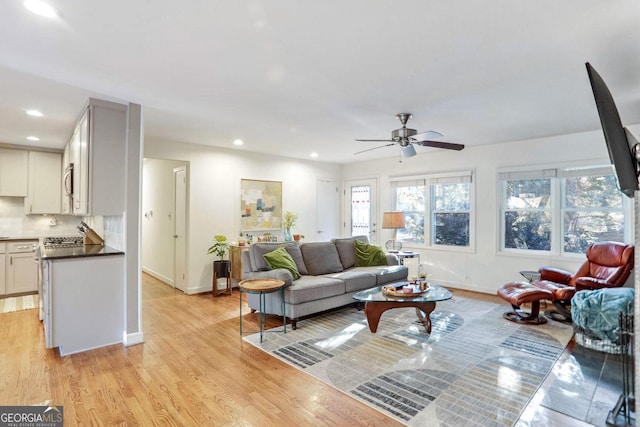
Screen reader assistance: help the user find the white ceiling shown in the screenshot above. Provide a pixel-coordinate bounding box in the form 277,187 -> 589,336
1,0 -> 639,163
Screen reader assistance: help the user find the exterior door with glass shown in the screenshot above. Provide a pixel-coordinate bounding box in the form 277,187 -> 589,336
344,178 -> 378,244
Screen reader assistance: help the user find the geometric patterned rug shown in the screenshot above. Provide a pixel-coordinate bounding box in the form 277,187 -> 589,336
244,296 -> 574,426
0,294 -> 37,313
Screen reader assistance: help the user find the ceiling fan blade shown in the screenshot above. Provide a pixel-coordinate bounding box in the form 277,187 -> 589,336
414,140 -> 465,151
412,131 -> 443,141
355,139 -> 394,142
354,143 -> 395,155
401,144 -> 417,158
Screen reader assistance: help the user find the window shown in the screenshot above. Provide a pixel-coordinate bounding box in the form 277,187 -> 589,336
562,169 -> 624,253
499,166 -> 628,255
391,171 -> 473,248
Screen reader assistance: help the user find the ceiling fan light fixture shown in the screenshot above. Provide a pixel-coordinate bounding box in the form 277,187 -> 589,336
401,144 -> 416,158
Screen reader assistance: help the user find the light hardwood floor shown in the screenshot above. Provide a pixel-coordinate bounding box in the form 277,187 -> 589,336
0,274 -> 594,426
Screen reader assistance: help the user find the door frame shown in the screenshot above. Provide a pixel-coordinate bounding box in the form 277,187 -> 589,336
173,166 -> 188,291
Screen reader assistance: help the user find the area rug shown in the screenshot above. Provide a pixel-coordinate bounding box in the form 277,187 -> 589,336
244,297 -> 574,426
0,295 -> 37,313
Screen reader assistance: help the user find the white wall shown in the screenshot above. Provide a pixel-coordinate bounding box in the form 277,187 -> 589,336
343,129 -> 620,294
144,140 -> 341,294
141,158 -> 188,285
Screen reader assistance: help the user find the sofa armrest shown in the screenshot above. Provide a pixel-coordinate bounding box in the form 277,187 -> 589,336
386,253 -> 400,265
241,269 -> 294,287
538,267 -> 573,285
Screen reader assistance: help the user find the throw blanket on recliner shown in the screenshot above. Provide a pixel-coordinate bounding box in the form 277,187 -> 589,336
571,287 -> 634,343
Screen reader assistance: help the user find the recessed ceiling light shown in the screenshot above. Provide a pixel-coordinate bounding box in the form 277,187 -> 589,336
233,139 -> 244,146
27,136 -> 40,141
310,152 -> 319,158
24,0 -> 61,18
26,109 -> 44,117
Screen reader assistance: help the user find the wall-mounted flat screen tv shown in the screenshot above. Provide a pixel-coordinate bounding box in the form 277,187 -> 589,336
585,62 -> 639,198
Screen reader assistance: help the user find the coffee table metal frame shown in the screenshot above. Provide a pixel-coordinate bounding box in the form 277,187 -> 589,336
239,278 -> 286,343
353,282 -> 452,333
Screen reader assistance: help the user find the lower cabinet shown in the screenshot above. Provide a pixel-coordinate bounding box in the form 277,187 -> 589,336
0,243 -> 5,295
43,254 -> 124,356
4,240 -> 38,295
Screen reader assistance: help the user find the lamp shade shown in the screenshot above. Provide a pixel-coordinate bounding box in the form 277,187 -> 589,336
382,212 -> 405,229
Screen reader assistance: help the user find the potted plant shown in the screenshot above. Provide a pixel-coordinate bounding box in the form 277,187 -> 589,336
208,235 -> 230,289
283,211 -> 298,242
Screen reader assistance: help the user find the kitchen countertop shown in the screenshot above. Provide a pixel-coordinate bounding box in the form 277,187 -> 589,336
0,236 -> 40,241
40,245 -> 124,260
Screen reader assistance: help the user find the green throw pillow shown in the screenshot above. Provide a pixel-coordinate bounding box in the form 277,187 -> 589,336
264,246 -> 301,280
354,239 -> 388,267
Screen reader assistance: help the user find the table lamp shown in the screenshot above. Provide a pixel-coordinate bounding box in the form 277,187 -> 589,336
382,211 -> 405,251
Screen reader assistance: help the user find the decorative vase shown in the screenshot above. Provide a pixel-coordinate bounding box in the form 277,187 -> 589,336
284,228 -> 293,242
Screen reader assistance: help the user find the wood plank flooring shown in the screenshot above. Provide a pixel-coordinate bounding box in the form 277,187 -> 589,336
0,273 -> 593,426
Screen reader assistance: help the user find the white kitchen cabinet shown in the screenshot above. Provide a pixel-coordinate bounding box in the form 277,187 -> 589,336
0,243 -> 5,295
70,99 -> 127,216
0,148 -> 28,197
26,151 -> 62,214
43,254 -> 124,355
5,240 -> 38,295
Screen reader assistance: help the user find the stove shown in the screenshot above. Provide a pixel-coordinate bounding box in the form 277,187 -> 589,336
43,236 -> 84,249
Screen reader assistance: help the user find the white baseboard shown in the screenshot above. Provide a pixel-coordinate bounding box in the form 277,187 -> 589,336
123,331 -> 144,346
185,285 -> 212,295
142,267 -> 174,286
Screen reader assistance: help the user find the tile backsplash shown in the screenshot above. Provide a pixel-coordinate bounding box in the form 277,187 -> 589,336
0,197 -> 123,244
104,215 -> 124,251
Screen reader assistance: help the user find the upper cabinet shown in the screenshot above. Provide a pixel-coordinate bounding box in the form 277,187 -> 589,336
67,99 -> 127,216
26,151 -> 62,214
0,148 -> 28,197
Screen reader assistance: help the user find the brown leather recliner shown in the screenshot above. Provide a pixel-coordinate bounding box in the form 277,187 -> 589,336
531,241 -> 634,322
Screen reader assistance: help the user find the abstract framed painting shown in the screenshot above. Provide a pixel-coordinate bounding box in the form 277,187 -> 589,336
240,179 -> 282,231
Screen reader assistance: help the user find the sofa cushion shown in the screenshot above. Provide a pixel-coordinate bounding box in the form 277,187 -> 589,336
300,242 -> 343,275
332,236 -> 369,269
264,247 -> 300,280
348,265 -> 409,285
284,275 -> 346,304
249,242 -> 308,275
325,270 -> 377,293
354,239 -> 388,267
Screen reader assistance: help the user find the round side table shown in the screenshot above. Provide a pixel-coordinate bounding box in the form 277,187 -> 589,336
239,278 -> 286,343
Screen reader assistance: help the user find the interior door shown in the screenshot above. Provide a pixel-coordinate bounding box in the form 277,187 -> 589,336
343,178 -> 378,244
316,179 -> 339,241
173,166 -> 187,291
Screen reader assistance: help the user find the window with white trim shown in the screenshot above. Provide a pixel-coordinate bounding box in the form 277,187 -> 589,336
499,166 -> 628,254
391,171 -> 473,248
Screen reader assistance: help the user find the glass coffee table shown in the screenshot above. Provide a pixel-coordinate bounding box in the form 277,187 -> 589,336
353,282 -> 452,333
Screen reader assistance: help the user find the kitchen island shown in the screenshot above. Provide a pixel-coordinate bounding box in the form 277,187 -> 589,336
41,245 -> 125,356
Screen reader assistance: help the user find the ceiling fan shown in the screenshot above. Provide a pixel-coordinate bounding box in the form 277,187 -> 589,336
355,113 -> 464,158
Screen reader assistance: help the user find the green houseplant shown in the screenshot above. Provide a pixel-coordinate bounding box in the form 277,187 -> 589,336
208,235 -> 230,295
207,235 -> 229,260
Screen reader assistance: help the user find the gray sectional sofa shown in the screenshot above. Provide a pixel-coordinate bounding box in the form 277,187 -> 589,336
241,236 -> 408,328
